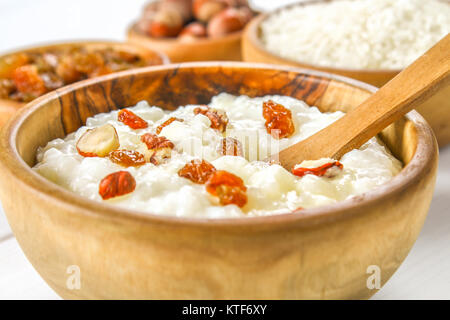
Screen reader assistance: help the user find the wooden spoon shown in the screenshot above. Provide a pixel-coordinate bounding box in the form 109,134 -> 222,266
274,34 -> 450,170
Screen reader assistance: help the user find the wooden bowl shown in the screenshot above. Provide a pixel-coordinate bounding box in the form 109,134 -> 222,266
127,23 -> 242,62
242,1 -> 450,146
0,62 -> 438,299
0,40 -> 169,128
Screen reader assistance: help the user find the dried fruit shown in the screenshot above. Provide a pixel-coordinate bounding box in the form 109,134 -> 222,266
76,124 -> 120,157
104,48 -> 140,64
292,161 -> 344,178
0,79 -> 14,99
262,100 -> 295,139
178,159 -> 216,184
72,50 -> 106,76
140,133 -> 175,165
194,105 -> 228,132
217,137 -> 243,156
40,72 -> 64,90
55,54 -> 82,83
0,53 -> 29,78
99,171 -> 136,200
206,170 -> 247,207
108,150 -> 146,167
1,47 -> 153,102
141,132 -> 175,149
156,117 -> 184,134
118,109 -> 148,129
12,65 -> 47,98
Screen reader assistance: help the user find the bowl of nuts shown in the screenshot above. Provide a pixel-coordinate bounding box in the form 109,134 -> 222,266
127,0 -> 255,62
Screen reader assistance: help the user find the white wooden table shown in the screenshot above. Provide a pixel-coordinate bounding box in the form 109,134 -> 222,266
0,0 -> 449,300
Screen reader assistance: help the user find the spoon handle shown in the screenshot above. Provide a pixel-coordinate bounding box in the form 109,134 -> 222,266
278,33 -> 450,169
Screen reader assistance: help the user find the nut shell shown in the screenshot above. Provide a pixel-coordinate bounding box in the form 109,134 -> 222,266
193,0 -> 228,22
207,7 -> 250,37
149,7 -> 184,38
179,22 -> 208,40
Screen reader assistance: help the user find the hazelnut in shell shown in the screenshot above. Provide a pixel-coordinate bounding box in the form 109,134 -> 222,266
179,22 -> 208,40
207,7 -> 251,37
193,0 -> 228,22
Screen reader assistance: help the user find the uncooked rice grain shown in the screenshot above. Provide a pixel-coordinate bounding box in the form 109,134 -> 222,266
261,0 -> 450,70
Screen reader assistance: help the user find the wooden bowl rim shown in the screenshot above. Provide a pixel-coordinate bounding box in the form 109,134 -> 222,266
0,39 -> 170,64
128,23 -> 243,45
245,0 -> 405,75
0,62 -> 437,230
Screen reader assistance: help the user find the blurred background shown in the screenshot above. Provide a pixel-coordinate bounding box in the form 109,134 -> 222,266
0,0 -> 449,300
0,0 -> 303,52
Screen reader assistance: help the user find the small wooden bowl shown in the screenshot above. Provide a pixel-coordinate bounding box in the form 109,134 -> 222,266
0,63 -> 438,299
242,0 -> 450,146
127,23 -> 242,62
0,40 -> 169,128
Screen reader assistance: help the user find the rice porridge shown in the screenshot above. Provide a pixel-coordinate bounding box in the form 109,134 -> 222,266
34,93 -> 402,218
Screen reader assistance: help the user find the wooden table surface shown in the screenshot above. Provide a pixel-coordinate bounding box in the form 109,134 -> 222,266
0,0 -> 449,300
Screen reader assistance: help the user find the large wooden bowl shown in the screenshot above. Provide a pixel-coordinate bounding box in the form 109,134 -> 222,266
127,23 -> 242,62
0,40 -> 169,128
0,62 -> 438,299
242,0 -> 450,146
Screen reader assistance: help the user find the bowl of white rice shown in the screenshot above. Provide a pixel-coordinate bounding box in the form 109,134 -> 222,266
242,0 -> 450,145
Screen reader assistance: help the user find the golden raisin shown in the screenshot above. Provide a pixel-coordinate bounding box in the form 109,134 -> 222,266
194,105 -> 228,132
156,117 -> 183,134
217,137 -> 243,156
206,170 -> 247,207
118,109 -> 148,129
55,54 -> 82,83
108,150 -> 146,167
109,49 -> 140,63
12,65 -> 47,98
0,79 -> 14,99
178,159 -> 216,184
0,52 -> 29,78
262,100 -> 295,139
73,50 -> 105,76
99,171 -> 136,200
292,161 -> 343,178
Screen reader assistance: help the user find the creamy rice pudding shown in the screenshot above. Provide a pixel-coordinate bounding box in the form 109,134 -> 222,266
34,93 -> 402,218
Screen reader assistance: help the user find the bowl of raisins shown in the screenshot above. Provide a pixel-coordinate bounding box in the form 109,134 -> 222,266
0,40 -> 169,127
